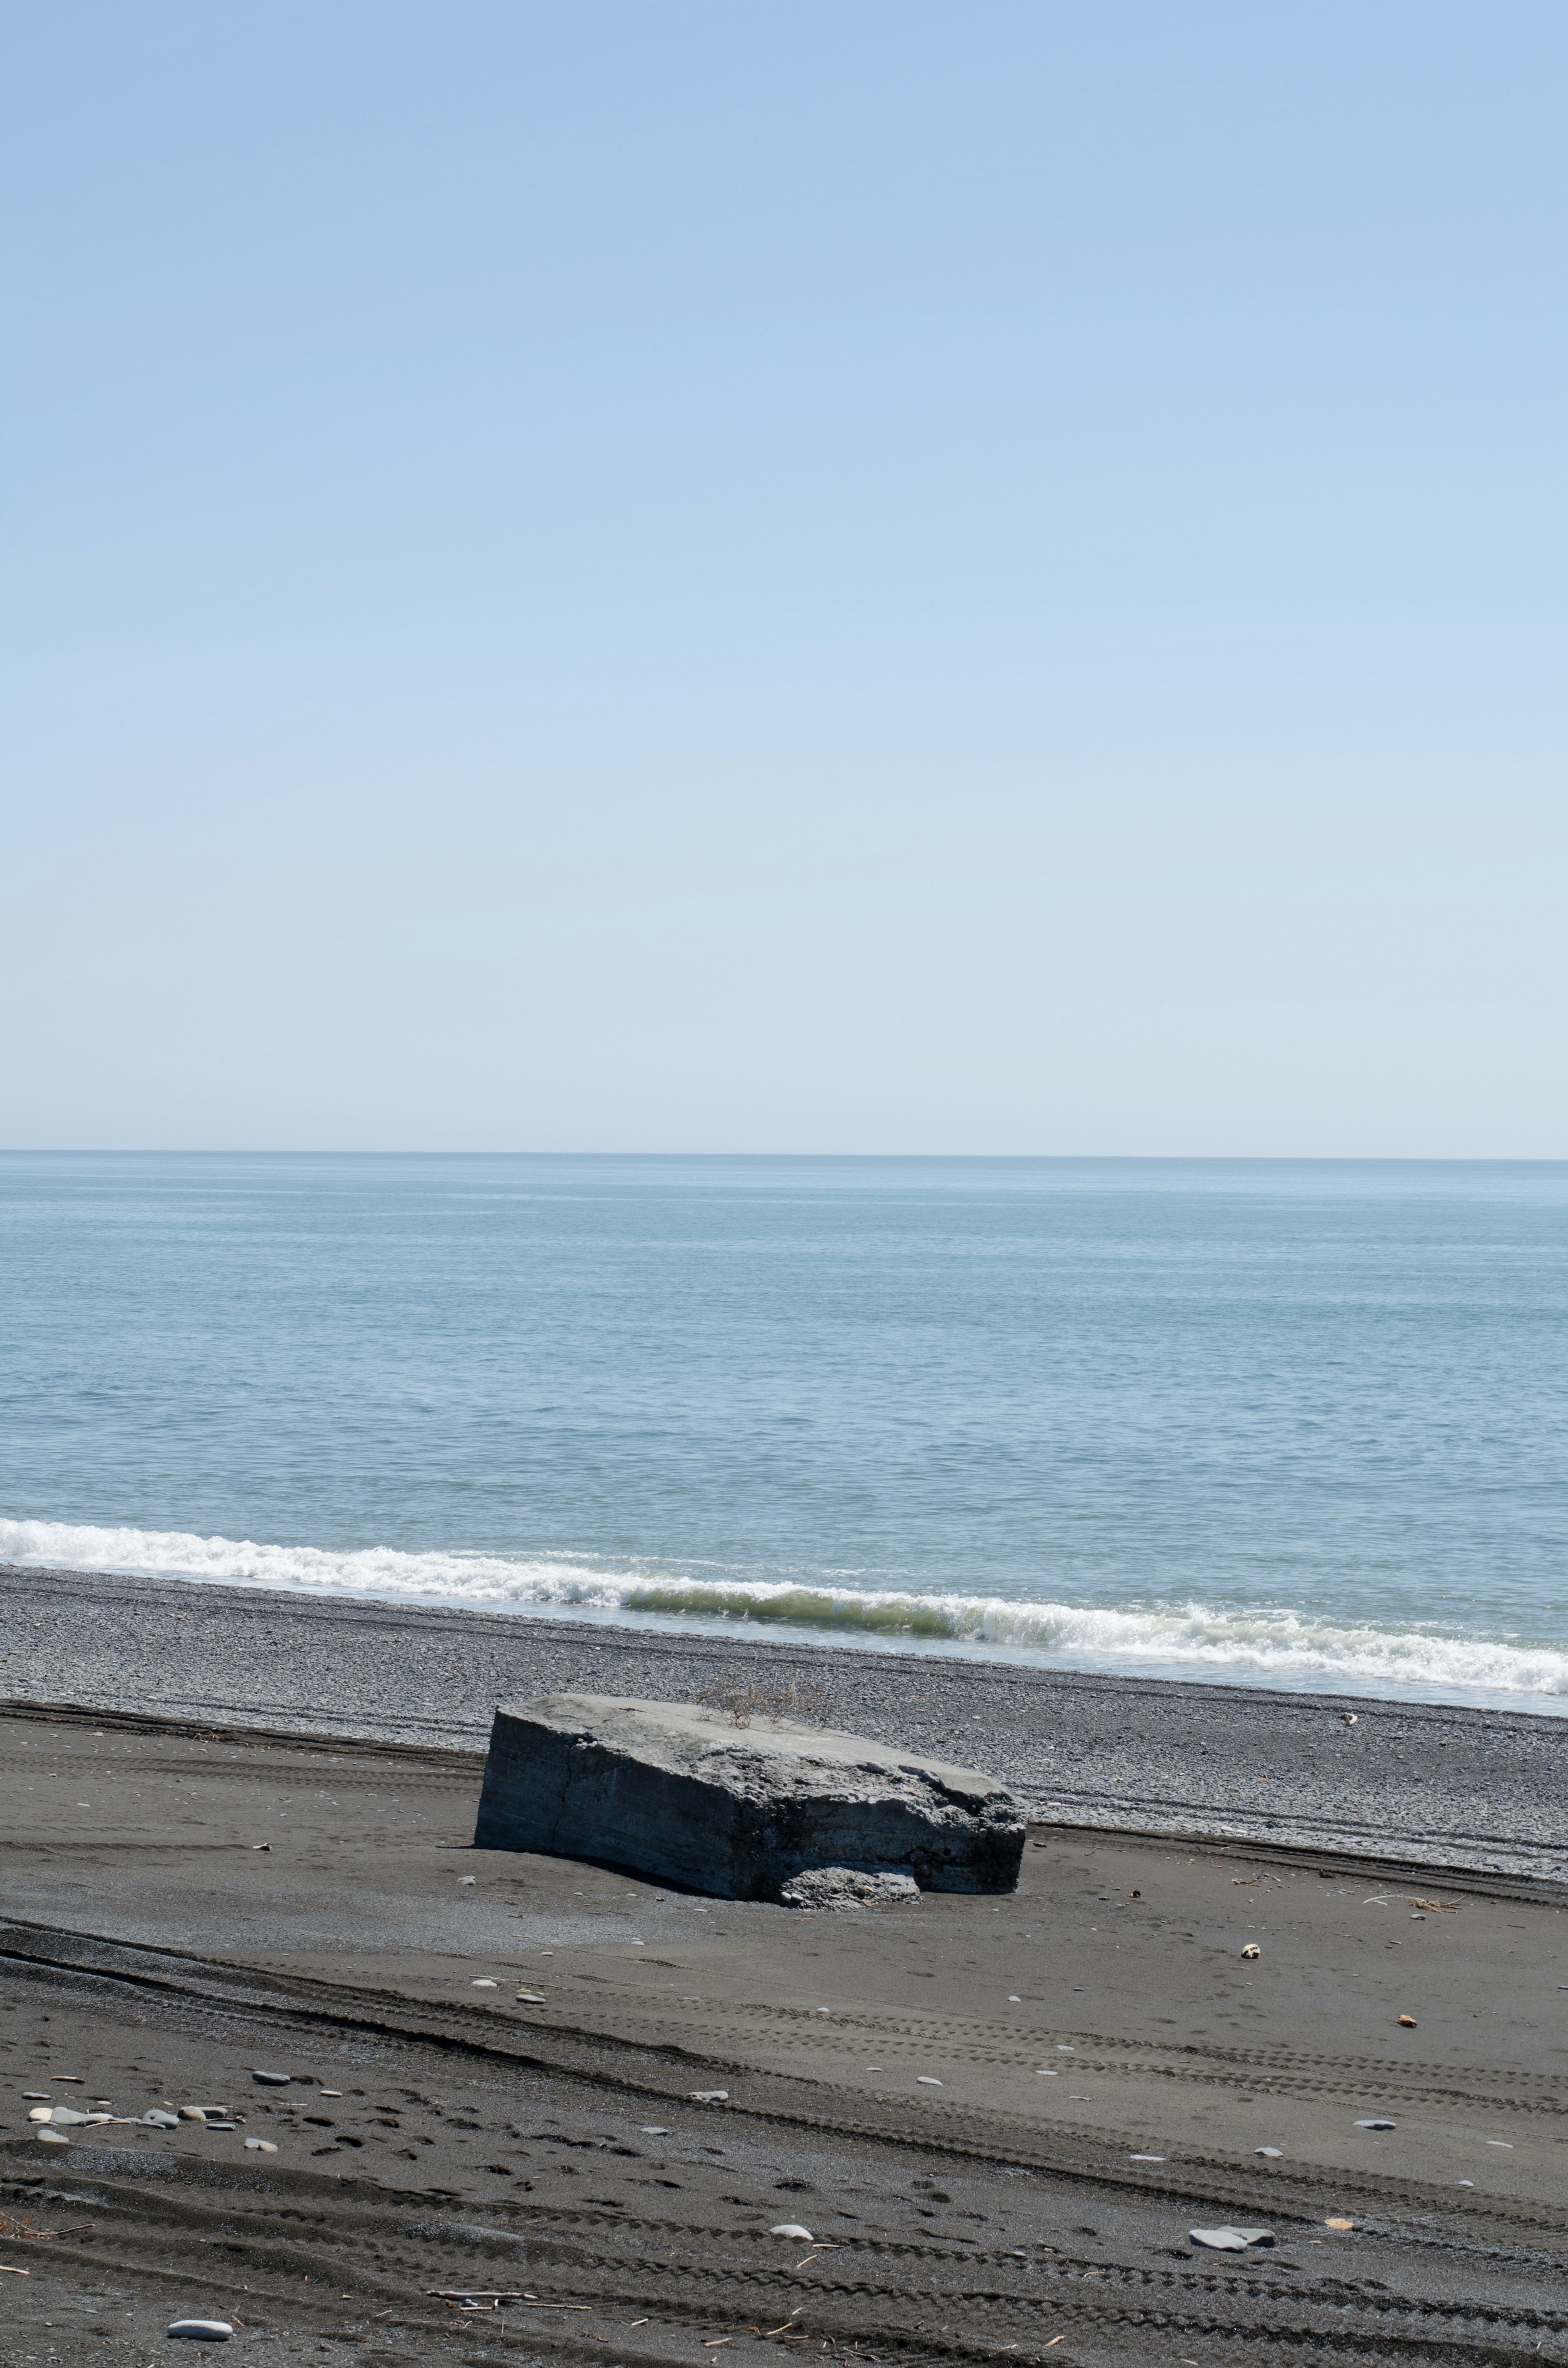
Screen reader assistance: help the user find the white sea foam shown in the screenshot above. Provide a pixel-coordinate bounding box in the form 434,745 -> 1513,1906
5,1515 -> 1568,1708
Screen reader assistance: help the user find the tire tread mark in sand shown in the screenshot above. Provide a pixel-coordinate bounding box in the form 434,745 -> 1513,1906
6,1927 -> 1566,2247
23,2220 -> 1568,2359
550,2003 -> 1566,2118
11,2169 -> 1568,2368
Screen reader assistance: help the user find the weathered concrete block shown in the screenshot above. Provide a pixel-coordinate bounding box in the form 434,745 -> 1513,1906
472,1693 -> 1025,1898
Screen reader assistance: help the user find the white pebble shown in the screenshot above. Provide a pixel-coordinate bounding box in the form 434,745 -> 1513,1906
36,2129 -> 69,2146
917,2076 -> 943,2087
771,2223 -> 813,2240
1255,2147 -> 1285,2159
167,2320 -> 234,2341
471,1978 -> 498,1988
244,2138 -> 278,2153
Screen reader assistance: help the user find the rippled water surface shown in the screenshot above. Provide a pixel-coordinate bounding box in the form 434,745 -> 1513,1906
2,1153 -> 1566,1708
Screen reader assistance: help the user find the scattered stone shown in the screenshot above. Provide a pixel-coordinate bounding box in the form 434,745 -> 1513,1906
1255,2147 -> 1284,2159
1007,1994 -> 1020,2002
142,2111 -> 180,2129
471,1978 -> 498,1988
690,2089 -> 729,2104
251,2070 -> 291,2086
781,1867 -> 920,1911
167,2321 -> 234,2342
36,2130 -> 69,2146
1486,2140 -> 1514,2148
473,1695 -> 1025,1898
1325,2217 -> 1355,2231
48,2108 -> 89,2126
1129,2153 -> 1164,2162
459,1875 -> 477,1885
917,2076 -> 943,2087
1354,2119 -> 1396,2131
1398,2015 -> 1418,2028
1190,2227 -> 1274,2251
1241,1944 -> 1261,1960
244,2138 -> 278,2153
27,2107 -> 53,2123
21,2092 -> 50,2102
250,1843 -> 271,1851
515,1991 -> 547,2004
1342,1713 -> 1358,1726
179,2107 -> 209,2123
639,2126 -> 668,2136
771,2223 -> 813,2240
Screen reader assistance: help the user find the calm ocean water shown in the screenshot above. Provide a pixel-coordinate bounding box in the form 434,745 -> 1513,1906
2,1153 -> 1566,1710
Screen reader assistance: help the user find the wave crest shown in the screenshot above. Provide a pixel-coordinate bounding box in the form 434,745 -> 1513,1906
4,1516 -> 1568,1704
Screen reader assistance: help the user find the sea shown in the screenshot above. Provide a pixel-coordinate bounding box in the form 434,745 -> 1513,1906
2,1153 -> 1566,1712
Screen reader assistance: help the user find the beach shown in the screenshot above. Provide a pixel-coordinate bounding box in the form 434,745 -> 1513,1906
4,1562 -> 1566,1880
4,1568 -> 1568,2362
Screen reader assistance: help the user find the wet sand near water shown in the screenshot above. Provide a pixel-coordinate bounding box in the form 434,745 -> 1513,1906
3,1707 -> 1566,2365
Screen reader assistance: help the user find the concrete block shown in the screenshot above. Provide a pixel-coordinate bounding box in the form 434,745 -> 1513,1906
472,1693 -> 1025,1898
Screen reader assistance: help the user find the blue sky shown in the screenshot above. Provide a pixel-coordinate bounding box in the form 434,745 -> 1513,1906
7,2 -> 1566,1151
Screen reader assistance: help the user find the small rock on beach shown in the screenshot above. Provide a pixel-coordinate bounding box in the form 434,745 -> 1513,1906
781,1866 -> 921,1911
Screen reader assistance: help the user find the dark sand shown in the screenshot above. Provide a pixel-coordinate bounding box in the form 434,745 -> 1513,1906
4,1699 -> 1567,2365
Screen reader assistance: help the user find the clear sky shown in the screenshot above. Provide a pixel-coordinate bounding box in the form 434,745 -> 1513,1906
7,2 -> 1566,1153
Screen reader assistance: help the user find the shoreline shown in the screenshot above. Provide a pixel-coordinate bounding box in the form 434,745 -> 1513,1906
5,1559 -> 1565,1880
10,1531 -> 1568,1720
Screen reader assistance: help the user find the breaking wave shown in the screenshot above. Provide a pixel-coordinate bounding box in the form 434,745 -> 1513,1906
5,1515 -> 1568,1708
